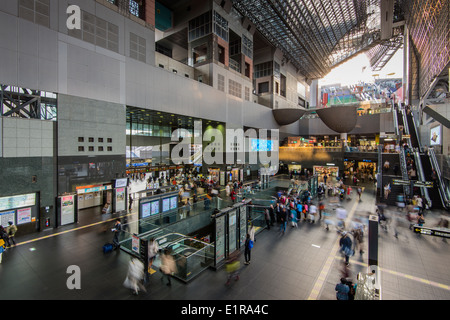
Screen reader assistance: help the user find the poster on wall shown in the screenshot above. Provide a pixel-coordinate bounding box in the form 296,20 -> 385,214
0,210 -> 15,227
17,207 -> 32,225
115,187 -> 126,212
61,195 -> 75,226
430,126 -> 441,146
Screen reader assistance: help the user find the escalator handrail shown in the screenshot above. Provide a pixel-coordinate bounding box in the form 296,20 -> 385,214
414,151 -> 431,204
392,105 -> 399,136
401,109 -> 412,149
410,111 -> 422,150
428,148 -> 450,207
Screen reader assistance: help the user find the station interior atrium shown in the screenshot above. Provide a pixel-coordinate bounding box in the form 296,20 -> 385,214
0,0 -> 449,304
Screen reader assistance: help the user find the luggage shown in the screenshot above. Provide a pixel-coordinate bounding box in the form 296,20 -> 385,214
103,243 -> 113,253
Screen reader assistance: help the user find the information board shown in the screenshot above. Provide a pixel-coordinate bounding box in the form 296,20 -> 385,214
170,196 -> 177,210
228,210 -> 237,253
0,193 -> 36,212
61,195 -> 75,226
239,206 -> 247,247
0,210 -> 15,227
141,202 -> 151,218
215,215 -> 226,265
115,187 -> 126,212
162,198 -> 170,212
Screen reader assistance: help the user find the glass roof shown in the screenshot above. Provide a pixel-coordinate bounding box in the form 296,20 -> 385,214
232,0 -> 382,79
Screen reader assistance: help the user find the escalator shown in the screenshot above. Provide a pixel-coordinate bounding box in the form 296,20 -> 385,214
405,112 -> 420,149
419,154 -> 443,209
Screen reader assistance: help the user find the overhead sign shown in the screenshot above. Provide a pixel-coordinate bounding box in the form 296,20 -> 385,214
392,180 -> 433,188
413,226 -> 450,238
413,181 -> 433,188
392,179 -> 409,186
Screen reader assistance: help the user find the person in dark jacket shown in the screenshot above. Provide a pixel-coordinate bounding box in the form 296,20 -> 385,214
339,231 -> 353,266
244,233 -> 253,265
112,219 -> 122,250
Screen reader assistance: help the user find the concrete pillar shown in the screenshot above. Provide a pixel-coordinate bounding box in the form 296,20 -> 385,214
340,133 -> 348,146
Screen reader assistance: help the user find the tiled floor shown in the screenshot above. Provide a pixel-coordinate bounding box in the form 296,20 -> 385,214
0,178 -> 449,302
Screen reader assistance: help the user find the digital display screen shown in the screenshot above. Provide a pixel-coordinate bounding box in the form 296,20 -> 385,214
150,201 -> 159,215
170,196 -> 178,210
251,139 -> 273,152
162,198 -> 170,212
142,202 -> 151,218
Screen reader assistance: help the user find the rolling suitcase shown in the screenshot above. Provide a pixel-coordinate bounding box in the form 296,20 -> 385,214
103,243 -> 113,253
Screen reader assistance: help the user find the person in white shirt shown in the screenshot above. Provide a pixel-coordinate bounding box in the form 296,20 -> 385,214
309,203 -> 317,223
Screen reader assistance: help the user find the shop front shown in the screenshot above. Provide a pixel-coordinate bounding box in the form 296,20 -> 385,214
313,165 -> 339,182
76,184 -> 113,214
288,164 -> 302,177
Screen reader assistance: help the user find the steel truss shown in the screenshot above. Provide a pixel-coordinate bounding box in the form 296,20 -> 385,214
232,0 -> 382,80
0,85 -> 57,121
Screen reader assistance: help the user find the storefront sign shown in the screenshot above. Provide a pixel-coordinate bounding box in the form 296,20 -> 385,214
77,185 -> 112,194
115,178 -> 128,188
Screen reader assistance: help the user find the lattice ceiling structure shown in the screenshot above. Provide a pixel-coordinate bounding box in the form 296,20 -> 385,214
232,0 -> 383,80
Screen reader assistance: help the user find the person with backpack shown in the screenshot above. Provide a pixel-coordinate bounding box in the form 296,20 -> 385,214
5,221 -> 17,247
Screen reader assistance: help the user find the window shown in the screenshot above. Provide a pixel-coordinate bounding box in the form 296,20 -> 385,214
88,137 -> 94,142
188,11 -> 212,42
258,82 -> 269,93
78,146 -> 85,152
254,62 -> 273,79
107,146 -> 113,152
107,138 -> 113,143
242,35 -> 253,59
98,146 -> 104,152
19,0 -> 50,28
245,87 -> 250,101
98,138 -> 103,143
129,0 -> 142,18
130,33 -> 146,63
67,9 -> 119,53
228,79 -> 242,98
213,11 -> 229,42
218,74 -> 225,92
88,146 -> 94,152
218,45 -> 225,64
78,137 -> 84,142
245,62 -> 251,78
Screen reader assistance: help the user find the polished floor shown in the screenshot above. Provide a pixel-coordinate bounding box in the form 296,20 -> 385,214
0,178 -> 449,303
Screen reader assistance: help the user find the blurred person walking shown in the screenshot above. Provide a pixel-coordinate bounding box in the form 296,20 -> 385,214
160,248 -> 177,286
339,231 -> 353,266
244,233 -> 253,265
124,257 -> 146,295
